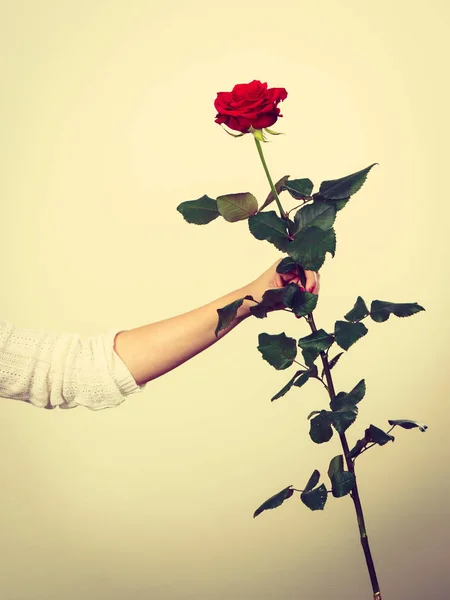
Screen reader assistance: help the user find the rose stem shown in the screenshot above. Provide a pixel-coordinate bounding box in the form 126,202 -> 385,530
254,137 -> 288,220
305,309 -> 383,600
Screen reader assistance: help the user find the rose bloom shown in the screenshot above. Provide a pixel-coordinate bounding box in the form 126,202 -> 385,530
214,80 -> 288,133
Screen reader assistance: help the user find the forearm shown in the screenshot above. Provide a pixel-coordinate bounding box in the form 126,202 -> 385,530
113,285 -> 254,386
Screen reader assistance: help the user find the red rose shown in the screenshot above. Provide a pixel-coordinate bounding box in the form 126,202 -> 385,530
214,80 -> 288,133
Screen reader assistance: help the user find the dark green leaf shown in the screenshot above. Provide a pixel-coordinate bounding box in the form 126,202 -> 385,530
347,438 -> 368,460
334,320 -> 368,351
216,192 -> 258,222
253,486 -> 294,518
370,300 -> 425,323
257,332 -> 297,370
304,469 -> 320,492
388,419 -> 428,432
276,256 -> 298,274
366,424 -> 395,446
330,380 -> 366,411
293,202 -> 336,234
322,352 -> 344,378
333,198 -> 350,211
301,483 -> 328,511
327,455 -> 356,498
299,329 -> 334,366
177,195 -> 220,225
292,371 -> 310,390
271,370 -> 303,401
259,175 -> 290,211
318,164 -> 377,200
215,296 -> 254,337
290,290 -> 318,318
281,178 -> 314,200
253,284 -> 299,318
248,211 -> 290,252
344,297 -> 370,322
309,411 -> 333,444
287,226 -> 336,271
328,405 -> 358,434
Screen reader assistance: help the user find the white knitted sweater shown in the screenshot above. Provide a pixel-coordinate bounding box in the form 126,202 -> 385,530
0,320 -> 147,410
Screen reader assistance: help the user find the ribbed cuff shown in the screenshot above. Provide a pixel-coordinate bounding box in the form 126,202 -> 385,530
105,328 -> 148,397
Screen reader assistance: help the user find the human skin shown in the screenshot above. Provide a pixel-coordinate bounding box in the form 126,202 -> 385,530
113,259 -> 320,386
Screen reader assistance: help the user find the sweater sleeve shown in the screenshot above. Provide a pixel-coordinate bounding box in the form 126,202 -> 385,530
0,320 -> 147,410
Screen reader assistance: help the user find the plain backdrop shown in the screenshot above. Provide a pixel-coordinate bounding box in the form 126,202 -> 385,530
0,1 -> 448,599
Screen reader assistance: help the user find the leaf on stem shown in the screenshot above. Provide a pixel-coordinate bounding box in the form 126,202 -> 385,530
317,164 -> 377,201
257,332 -> 298,370
281,178 -> 314,200
248,211 -> 290,252
329,379 -> 366,411
276,256 -> 298,274
298,329 -> 335,367
215,296 -> 255,337
309,411 -> 334,444
177,195 -> 220,225
287,226 -> 336,271
322,352 -> 344,378
388,419 -> 428,432
328,405 -> 358,434
366,424 -> 395,445
344,296 -> 370,322
370,300 -> 425,322
216,192 -> 259,222
271,369 -> 303,401
327,455 -> 356,498
253,485 -> 294,518
334,320 -> 368,351
301,472 -> 328,511
259,175 -> 290,212
293,201 -> 336,234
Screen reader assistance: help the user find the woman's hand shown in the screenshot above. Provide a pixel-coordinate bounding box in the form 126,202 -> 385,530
243,258 -> 320,309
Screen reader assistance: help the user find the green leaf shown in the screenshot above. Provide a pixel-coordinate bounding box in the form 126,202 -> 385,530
281,178 -> 314,200
366,424 -> 395,446
290,291 -> 318,318
249,284 -> 298,319
322,352 -> 344,378
318,164 -> 377,200
327,455 -> 356,498
271,370 -> 303,401
257,332 -> 297,370
344,297 -> 370,322
287,226 -> 336,271
330,379 -> 366,411
388,419 -> 428,432
328,405 -> 358,434
309,411 -> 333,444
264,127 -> 284,136
215,296 -> 254,337
293,365 -> 318,388
347,438 -> 368,460
299,329 -> 334,367
301,483 -> 328,511
259,175 -> 290,212
216,192 -> 259,222
293,202 -> 336,234
304,469 -> 320,492
248,211 -> 290,252
333,198 -> 350,211
253,485 -> 294,518
370,300 -> 425,323
177,194 -> 220,225
276,256 -> 298,274
334,320 -> 368,351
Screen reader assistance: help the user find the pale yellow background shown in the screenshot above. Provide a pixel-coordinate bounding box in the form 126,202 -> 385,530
0,1 -> 448,599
